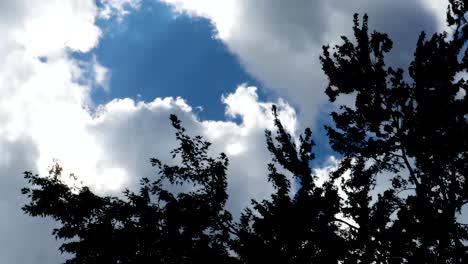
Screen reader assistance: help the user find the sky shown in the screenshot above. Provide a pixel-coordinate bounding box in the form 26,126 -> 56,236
0,0 -> 457,262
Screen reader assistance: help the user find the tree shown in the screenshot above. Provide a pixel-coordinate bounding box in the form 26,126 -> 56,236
234,106 -> 345,263
22,115 -> 237,264
320,0 -> 468,261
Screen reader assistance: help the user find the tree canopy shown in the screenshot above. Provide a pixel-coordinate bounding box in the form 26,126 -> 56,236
22,1 -> 468,263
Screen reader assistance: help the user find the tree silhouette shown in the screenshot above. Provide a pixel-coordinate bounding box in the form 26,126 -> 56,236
22,115 -> 237,264
21,1 -> 468,263
233,106 -> 345,263
320,1 -> 468,261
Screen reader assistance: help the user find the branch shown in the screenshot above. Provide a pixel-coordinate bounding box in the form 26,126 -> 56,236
400,147 -> 420,188
391,113 -> 420,188
388,152 -> 404,159
334,217 -> 359,230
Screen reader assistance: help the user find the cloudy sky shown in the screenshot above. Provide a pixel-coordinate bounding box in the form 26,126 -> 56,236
0,0 -> 453,262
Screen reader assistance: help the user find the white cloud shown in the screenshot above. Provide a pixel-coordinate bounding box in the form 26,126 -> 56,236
161,0 -> 238,40
92,56 -> 110,91
99,0 -> 142,20
160,0 -> 447,124
222,85 -> 297,134
88,84 -> 297,214
11,0 -> 101,56
314,155 -> 341,187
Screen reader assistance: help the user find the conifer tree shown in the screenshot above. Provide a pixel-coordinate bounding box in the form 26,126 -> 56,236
320,1 -> 468,261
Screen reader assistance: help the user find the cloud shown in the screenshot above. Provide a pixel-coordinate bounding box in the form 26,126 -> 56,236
0,0 -> 141,262
160,0 -> 446,124
0,137 -> 64,263
88,85 -> 297,214
92,56 -> 111,91
0,0 -> 298,259
99,0 -> 142,20
9,1 -> 100,56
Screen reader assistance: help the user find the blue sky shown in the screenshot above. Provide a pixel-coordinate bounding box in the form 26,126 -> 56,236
86,1 -> 265,120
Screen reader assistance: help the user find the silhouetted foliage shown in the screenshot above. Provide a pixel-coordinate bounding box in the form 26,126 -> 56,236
22,1 -> 468,263
233,105 -> 345,263
320,1 -> 468,262
22,115 -> 237,264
